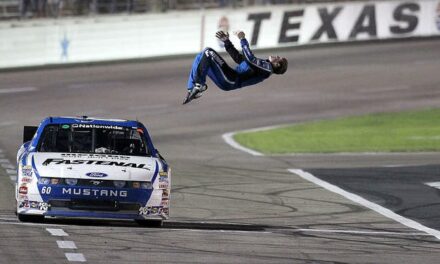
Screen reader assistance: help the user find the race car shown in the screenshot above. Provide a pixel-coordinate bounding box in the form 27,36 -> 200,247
16,116 -> 170,226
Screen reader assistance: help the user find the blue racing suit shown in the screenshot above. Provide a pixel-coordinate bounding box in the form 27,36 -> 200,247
187,38 -> 273,91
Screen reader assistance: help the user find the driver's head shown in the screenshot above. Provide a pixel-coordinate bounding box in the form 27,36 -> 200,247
269,56 -> 288,75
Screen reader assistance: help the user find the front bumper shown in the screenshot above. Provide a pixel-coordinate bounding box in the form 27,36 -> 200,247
17,184 -> 170,220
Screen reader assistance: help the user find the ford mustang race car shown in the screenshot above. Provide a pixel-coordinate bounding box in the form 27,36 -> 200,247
16,116 -> 170,226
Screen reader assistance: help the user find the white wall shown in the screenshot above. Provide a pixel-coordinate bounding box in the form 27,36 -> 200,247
0,0 -> 439,69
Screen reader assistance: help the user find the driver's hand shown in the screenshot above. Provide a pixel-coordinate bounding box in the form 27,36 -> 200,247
215,31 -> 229,42
234,30 -> 245,40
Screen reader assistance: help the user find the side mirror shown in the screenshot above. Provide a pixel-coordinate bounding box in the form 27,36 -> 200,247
23,126 -> 38,143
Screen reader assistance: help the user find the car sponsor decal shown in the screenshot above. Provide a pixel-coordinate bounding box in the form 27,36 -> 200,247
42,158 -> 149,170
18,200 -> 50,211
85,172 -> 108,178
160,198 -> 169,207
19,185 -> 28,194
21,176 -> 33,183
61,153 -> 131,160
71,124 -> 124,130
22,165 -> 33,177
158,176 -> 169,189
159,182 -> 169,189
139,206 -> 168,216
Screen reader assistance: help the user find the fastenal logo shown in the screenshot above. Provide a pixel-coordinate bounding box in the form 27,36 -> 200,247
86,172 -> 108,178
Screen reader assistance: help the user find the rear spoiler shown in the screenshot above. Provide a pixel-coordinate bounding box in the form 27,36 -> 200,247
23,126 -> 38,143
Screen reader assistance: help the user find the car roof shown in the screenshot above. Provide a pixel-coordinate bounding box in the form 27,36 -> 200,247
41,116 -> 141,128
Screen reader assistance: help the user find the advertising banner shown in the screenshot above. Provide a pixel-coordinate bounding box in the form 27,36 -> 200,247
0,0 -> 439,69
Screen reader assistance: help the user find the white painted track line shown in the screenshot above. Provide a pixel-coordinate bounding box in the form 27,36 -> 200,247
0,121 -> 18,127
46,228 -> 69,236
289,169 -> 440,240
57,240 -> 77,249
425,182 -> 440,190
0,87 -> 38,94
6,169 -> 16,175
65,253 -> 86,262
222,132 -> 263,156
1,163 -> 15,169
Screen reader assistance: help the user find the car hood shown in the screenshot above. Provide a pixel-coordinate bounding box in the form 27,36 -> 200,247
29,152 -> 157,181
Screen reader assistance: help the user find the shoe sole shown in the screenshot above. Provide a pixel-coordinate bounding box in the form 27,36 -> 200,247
182,88 -> 205,104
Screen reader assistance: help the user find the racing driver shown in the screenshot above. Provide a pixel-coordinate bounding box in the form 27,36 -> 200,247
183,30 -> 288,104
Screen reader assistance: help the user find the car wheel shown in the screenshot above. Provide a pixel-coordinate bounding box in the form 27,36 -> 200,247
135,219 -> 163,227
17,214 -> 44,223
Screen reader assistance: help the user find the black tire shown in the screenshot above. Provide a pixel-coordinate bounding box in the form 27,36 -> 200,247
135,219 -> 163,227
17,214 -> 44,223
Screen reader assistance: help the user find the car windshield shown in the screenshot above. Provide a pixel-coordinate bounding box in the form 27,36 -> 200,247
37,124 -> 150,156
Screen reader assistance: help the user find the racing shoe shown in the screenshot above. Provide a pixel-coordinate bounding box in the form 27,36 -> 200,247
182,84 -> 208,104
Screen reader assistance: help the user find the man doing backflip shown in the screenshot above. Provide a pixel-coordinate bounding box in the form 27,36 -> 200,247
183,30 -> 288,104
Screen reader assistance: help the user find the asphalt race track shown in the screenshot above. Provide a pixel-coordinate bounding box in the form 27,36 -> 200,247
1,39 -> 440,263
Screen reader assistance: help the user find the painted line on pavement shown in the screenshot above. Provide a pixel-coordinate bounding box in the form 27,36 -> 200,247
46,228 -> 69,236
222,125 -> 292,156
0,121 -> 18,127
0,153 -> 17,183
57,240 -> 77,249
425,182 -> 440,190
1,163 -> 15,169
47,228 -> 86,262
6,169 -> 16,175
0,87 -> 38,94
65,253 -> 86,262
222,132 -> 263,156
0,151 -> 17,183
289,169 -> 440,240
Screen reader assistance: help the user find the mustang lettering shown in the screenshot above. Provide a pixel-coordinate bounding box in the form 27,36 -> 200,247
62,188 -> 128,197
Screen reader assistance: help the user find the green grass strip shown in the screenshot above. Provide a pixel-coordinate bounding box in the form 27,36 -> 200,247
233,108 -> 440,154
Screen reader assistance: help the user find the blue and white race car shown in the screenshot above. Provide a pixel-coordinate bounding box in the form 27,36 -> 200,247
16,116 -> 170,226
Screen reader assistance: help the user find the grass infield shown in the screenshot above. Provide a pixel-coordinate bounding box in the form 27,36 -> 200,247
233,108 -> 440,154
